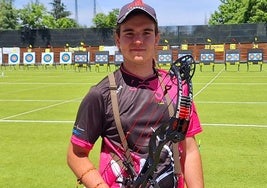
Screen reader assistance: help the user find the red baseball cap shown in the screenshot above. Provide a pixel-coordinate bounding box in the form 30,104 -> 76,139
117,0 -> 157,24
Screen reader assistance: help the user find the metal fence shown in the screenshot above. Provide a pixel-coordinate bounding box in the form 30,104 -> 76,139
0,23 -> 267,48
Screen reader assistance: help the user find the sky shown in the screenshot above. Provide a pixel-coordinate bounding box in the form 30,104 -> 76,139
14,0 -> 222,27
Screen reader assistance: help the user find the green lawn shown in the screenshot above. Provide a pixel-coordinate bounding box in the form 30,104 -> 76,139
0,63 -> 266,187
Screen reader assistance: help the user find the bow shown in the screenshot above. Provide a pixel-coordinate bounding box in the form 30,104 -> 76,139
105,55 -> 196,187
132,55 -> 196,187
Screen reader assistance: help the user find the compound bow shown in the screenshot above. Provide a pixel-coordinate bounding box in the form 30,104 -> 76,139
131,55 -> 196,188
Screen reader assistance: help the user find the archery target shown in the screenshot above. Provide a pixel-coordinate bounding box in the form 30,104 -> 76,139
41,52 -> 54,64
95,51 -> 109,64
114,51 -> 123,66
225,50 -> 240,62
23,52 -> 35,65
115,54 -> 123,62
74,53 -> 88,63
248,52 -> 263,61
8,53 -> 20,65
96,54 -> 108,62
157,50 -> 172,64
226,53 -> 239,61
159,54 -> 172,62
60,52 -> 72,64
200,53 -> 214,62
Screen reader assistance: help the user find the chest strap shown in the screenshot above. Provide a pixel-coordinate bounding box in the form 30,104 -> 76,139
108,72 -> 181,176
108,73 -> 134,167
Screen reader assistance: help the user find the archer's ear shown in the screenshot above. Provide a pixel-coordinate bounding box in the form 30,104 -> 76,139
155,33 -> 160,47
115,33 -> 120,49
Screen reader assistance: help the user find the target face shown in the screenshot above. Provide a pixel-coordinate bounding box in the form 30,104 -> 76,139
9,53 -> 20,64
200,53 -> 214,61
226,53 -> 239,61
115,54 -> 123,62
248,53 -> 262,61
10,54 -> 18,62
44,54 -> 52,62
159,54 -> 172,62
60,52 -> 72,64
95,51 -> 109,64
96,55 -> 108,62
26,54 -> 33,61
42,52 -> 54,64
225,50 -> 240,62
74,54 -> 88,63
157,50 -> 172,63
24,52 -> 35,64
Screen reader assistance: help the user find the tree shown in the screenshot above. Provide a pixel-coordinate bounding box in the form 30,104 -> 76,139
0,0 -> 19,29
18,1 -> 79,29
48,0 -> 79,28
209,0 -> 267,25
18,2 -> 48,29
245,0 -> 267,23
92,9 -> 119,28
50,0 -> 71,20
42,15 -> 79,29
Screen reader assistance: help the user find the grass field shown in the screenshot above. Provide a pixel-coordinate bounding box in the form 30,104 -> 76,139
0,63 -> 266,187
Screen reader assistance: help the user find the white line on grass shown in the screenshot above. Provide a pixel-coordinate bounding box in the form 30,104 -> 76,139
0,119 -> 74,123
5,82 -> 266,85
2,100 -> 266,104
196,101 -> 267,104
1,98 -> 81,120
0,82 -> 95,85
194,68 -> 224,97
0,120 -> 266,128
202,123 -> 267,128
194,83 -> 267,85
0,99 -> 81,102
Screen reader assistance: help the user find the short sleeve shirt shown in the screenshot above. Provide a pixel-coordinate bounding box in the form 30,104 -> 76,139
71,65 -> 202,187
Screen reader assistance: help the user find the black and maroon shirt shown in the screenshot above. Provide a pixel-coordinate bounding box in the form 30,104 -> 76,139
71,65 -> 202,187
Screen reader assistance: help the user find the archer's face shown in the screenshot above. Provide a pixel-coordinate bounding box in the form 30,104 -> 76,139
115,13 -> 160,66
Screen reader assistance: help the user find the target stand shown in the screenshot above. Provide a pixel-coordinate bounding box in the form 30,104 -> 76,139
247,49 -> 263,72
224,50 -> 240,71
74,52 -> 90,72
199,49 -> 215,72
94,51 -> 110,72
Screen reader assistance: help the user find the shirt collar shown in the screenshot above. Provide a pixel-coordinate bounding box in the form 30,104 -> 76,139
120,64 -> 159,89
